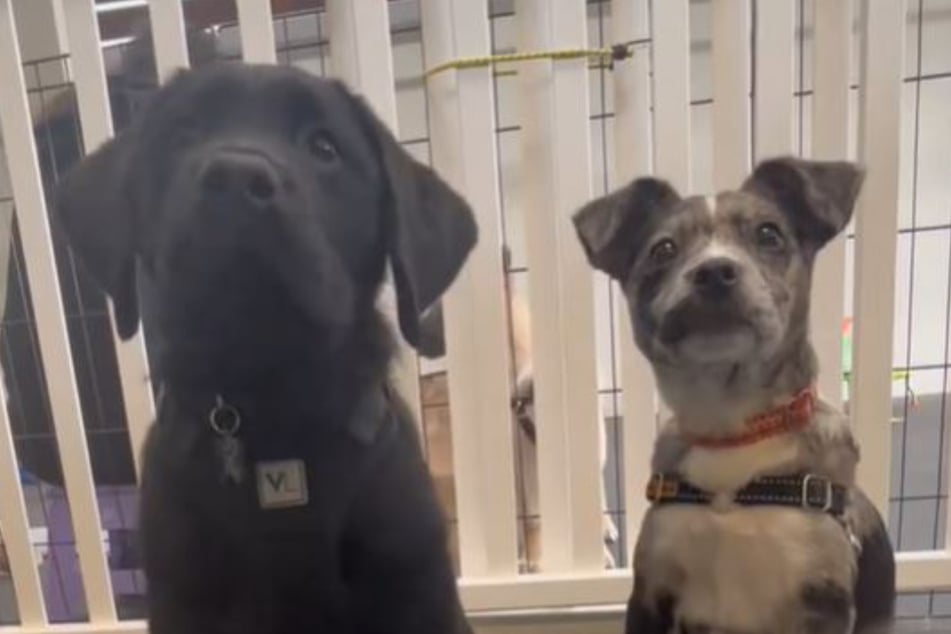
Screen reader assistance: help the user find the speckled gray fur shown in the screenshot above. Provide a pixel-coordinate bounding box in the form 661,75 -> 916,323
575,157 -> 895,634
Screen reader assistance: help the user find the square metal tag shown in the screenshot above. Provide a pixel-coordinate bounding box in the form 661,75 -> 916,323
256,460 -> 309,509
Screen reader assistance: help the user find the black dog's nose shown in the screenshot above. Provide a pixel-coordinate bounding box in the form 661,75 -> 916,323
690,257 -> 739,298
201,151 -> 279,207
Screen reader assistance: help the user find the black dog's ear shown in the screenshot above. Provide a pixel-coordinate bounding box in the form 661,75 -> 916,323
742,157 -> 864,250
415,302 -> 446,359
55,133 -> 140,339
573,177 -> 680,280
415,242 -> 517,359
346,91 -> 477,349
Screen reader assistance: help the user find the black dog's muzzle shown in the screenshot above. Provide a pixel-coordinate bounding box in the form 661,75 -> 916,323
199,147 -> 286,211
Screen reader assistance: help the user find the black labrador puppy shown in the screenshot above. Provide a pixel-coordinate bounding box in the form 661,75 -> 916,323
55,62 -> 476,634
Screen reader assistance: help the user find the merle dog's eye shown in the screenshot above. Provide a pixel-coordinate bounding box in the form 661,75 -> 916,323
755,222 -> 786,251
649,238 -> 678,266
305,130 -> 339,163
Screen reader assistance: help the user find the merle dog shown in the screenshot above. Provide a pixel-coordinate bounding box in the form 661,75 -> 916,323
574,158 -> 895,634
56,62 -> 475,634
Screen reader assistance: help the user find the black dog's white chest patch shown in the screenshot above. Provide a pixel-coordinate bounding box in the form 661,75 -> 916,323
256,459 -> 309,509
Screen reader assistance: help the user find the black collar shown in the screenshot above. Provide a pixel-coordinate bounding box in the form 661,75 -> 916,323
157,382 -> 393,446
646,473 -> 848,517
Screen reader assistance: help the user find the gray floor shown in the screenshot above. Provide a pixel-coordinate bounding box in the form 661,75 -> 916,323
897,619 -> 951,633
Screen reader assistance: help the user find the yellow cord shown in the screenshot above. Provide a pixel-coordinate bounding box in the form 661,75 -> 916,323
424,40 -> 647,80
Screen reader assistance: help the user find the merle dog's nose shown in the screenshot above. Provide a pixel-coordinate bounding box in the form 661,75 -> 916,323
200,151 -> 279,207
690,257 -> 739,298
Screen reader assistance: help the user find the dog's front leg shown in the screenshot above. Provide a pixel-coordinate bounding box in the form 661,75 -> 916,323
796,582 -> 854,634
343,423 -> 471,634
625,581 -> 675,634
147,593 -> 225,634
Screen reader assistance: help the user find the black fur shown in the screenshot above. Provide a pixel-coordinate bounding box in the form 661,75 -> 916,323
854,506 -> 897,632
801,581 -> 852,633
625,580 -> 675,634
55,62 -> 475,634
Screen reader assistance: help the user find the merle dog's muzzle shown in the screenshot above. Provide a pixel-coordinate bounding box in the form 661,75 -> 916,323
689,256 -> 740,301
659,255 -> 751,346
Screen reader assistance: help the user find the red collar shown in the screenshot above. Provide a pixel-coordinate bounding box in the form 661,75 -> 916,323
682,386 -> 816,449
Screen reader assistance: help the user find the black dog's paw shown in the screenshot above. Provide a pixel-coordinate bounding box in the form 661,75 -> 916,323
625,581 -> 675,634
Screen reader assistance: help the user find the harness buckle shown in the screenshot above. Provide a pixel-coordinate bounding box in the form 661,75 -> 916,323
802,474 -> 833,512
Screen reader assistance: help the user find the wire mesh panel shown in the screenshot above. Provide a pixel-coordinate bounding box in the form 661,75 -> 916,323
0,356 -> 44,626
0,0 -> 123,624
886,0 -> 951,619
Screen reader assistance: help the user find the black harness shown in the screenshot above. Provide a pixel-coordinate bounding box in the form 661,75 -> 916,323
646,472 -> 848,517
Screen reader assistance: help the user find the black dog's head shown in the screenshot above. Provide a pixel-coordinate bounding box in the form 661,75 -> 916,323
574,158 -> 862,411
56,63 -> 476,385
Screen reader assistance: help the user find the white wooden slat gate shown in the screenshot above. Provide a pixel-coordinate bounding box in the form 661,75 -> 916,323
0,1 -> 948,632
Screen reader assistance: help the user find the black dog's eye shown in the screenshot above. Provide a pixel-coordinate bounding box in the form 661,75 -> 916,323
168,121 -> 202,148
305,130 -> 339,163
649,238 -> 678,266
755,222 -> 786,251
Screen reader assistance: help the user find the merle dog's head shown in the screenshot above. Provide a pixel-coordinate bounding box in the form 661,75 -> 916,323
574,158 -> 862,418
56,63 -> 476,385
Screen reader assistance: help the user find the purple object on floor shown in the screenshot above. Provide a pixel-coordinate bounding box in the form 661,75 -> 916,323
36,484 -> 144,622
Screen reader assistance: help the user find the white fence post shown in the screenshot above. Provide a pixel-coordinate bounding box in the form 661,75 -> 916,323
651,0 -> 691,194
851,0 -> 905,513
0,372 -> 47,626
61,0 -> 156,478
753,0 -> 795,162
0,0 -> 116,622
811,0 -> 854,408
517,0 -> 604,572
146,0 -> 190,82
711,0 -> 751,190
650,0 -> 690,428
236,0 -> 277,64
420,0 -> 519,576
326,0 -> 423,427
610,0 -> 655,560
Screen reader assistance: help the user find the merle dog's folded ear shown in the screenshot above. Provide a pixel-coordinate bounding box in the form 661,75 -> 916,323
346,92 -> 477,349
55,133 -> 141,339
573,177 -> 680,280
742,157 -> 864,250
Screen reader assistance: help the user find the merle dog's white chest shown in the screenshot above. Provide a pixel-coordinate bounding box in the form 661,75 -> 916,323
637,502 -> 855,633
